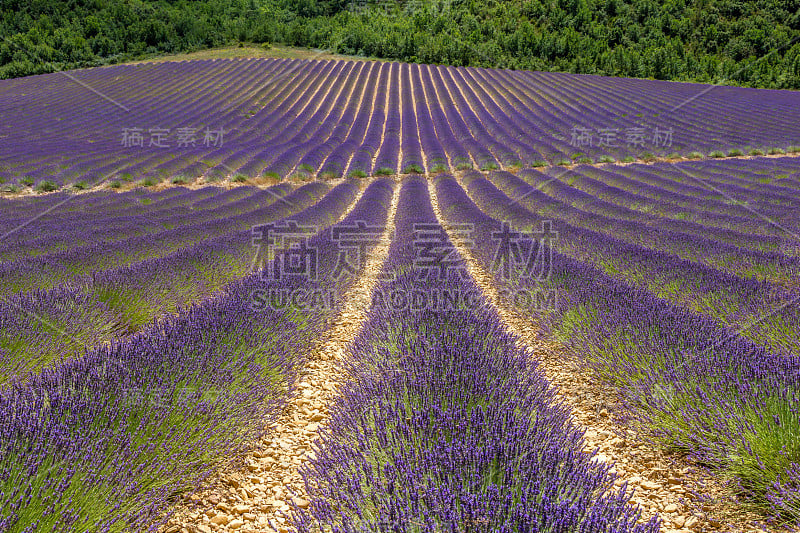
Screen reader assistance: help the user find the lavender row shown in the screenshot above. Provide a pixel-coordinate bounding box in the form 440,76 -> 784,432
372,63 -> 401,176
0,185 -> 289,267
317,63 -> 381,178
0,183 -> 333,381
686,157 -> 800,195
434,175 -> 800,522
0,186 -> 263,262
290,62 -> 369,178
466,171 -> 800,356
296,177 -> 658,532
343,62 -> 389,178
4,58 -> 800,184
0,178 -> 393,532
554,166 -> 792,255
0,186 -> 234,248
499,169 -> 800,289
418,64 -> 473,170
263,61 -> 361,179
398,63 -> 424,174
545,165 -> 781,235
608,162 -> 800,226
0,186 -> 183,228
0,183 -> 305,296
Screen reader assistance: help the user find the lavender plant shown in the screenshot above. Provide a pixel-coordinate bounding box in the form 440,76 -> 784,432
434,174 -> 800,522
0,179 -> 395,531
296,177 -> 659,532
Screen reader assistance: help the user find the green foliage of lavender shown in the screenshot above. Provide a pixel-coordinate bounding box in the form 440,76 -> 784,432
434,172 -> 800,521
296,177 -> 659,531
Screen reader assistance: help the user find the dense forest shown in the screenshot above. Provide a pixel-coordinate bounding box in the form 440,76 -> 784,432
2,0 -> 800,88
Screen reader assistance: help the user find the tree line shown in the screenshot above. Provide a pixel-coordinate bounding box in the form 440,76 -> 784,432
2,0 -> 799,88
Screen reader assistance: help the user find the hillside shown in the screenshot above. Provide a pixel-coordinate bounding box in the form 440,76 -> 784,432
2,57 -> 800,191
2,0 -> 799,87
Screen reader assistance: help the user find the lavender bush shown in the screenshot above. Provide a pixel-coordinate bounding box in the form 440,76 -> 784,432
434,174 -> 800,521
0,178 -> 395,531
296,177 -> 659,532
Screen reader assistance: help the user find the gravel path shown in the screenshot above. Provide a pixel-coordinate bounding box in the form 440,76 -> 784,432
162,178 -> 400,533
428,177 -> 772,533
158,172 -> 783,533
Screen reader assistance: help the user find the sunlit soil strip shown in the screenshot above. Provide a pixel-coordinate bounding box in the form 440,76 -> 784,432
294,177 -> 658,531
0,183 -> 363,532
169,178 -> 400,533
428,178 -> 728,533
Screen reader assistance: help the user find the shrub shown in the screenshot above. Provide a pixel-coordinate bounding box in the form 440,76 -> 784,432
402,164 -> 424,174
35,180 -> 59,192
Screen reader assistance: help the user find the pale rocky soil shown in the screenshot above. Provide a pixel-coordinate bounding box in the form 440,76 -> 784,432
4,151 -> 798,200
161,179 -> 400,533
0,171 -> 342,199
145,172 -> 791,533
428,181 -> 779,533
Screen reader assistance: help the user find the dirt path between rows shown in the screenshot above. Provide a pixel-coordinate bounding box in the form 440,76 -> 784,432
427,179 -> 775,533
162,179 -> 400,533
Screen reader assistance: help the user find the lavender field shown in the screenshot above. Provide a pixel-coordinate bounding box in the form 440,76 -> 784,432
1,56 -> 800,533
1,58 -> 800,189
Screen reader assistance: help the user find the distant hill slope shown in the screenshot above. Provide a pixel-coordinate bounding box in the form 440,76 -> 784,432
2,56 -> 800,189
1,0 -> 799,88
